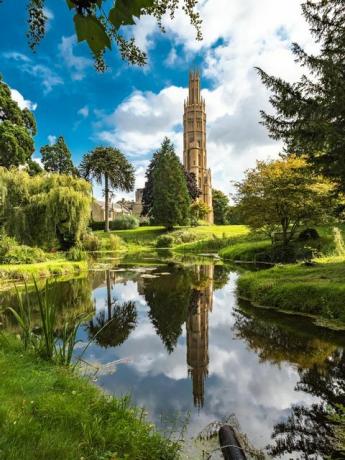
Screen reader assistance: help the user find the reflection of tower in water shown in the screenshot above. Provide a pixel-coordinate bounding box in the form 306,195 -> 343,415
186,265 -> 214,408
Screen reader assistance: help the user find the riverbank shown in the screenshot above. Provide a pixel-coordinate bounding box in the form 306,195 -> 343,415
0,334 -> 179,460
0,259 -> 88,282
237,258 -> 345,326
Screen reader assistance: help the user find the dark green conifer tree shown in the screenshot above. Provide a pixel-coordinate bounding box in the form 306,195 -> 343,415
40,136 -> 77,175
143,138 -> 191,229
257,0 -> 345,190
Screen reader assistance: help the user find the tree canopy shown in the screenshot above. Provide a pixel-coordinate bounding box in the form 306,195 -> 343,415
142,138 -> 191,229
212,189 -> 230,225
234,155 -> 335,247
21,0 -> 202,70
258,0 -> 345,191
0,168 -> 92,249
0,75 -> 36,168
40,136 -> 78,175
80,146 -> 135,232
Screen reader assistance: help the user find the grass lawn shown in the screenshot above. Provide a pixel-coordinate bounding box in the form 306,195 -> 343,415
237,258 -> 345,325
0,335 -> 179,460
95,225 -> 249,252
0,259 -> 88,282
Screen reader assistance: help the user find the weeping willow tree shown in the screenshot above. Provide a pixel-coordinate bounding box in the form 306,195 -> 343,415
0,168 -> 92,249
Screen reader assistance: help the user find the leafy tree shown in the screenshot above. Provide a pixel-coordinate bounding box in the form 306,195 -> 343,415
142,138 -> 190,229
80,146 -> 135,232
190,200 -> 210,226
20,0 -> 202,70
234,155 -> 335,248
185,170 -> 201,201
1,168 -> 92,249
40,136 -> 77,175
0,75 -> 36,168
212,189 -> 229,225
257,0 -> 345,191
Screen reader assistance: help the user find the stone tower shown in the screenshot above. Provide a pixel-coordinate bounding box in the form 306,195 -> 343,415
183,71 -> 213,224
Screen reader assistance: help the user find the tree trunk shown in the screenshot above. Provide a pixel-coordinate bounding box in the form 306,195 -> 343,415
105,173 -> 109,232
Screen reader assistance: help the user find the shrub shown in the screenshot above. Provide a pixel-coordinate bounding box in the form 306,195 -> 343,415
171,230 -> 198,244
107,234 -> 123,251
89,221 -> 106,231
81,232 -> 101,251
156,234 -> 174,248
298,228 -> 320,241
66,245 -> 87,261
0,234 -> 46,264
110,215 -> 139,230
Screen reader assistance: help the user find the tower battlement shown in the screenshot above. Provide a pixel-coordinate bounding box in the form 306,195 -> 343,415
183,71 -> 213,223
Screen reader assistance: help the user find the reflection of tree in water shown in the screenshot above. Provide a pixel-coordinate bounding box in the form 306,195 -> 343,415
141,267 -> 193,353
1,277 -> 94,331
213,264 -> 231,291
233,303 -> 345,458
233,306 -> 337,369
87,271 -> 137,348
268,350 -> 345,458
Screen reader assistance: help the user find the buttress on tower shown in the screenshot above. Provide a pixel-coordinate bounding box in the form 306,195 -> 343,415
183,71 -> 213,224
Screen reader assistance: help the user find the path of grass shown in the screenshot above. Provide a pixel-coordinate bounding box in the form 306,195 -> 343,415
0,335 -> 179,460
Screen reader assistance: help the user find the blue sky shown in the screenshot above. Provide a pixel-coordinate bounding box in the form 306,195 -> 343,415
0,0 -> 313,200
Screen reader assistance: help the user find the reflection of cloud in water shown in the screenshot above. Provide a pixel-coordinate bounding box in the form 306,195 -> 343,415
76,268 -> 324,450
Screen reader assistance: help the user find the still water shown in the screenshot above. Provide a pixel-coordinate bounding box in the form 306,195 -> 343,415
2,257 -> 345,458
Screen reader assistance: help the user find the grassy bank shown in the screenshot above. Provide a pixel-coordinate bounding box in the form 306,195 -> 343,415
0,335 -> 179,460
95,225 -> 249,252
237,258 -> 345,325
0,259 -> 88,282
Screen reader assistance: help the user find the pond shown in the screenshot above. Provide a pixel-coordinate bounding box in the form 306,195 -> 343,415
2,255 -> 345,458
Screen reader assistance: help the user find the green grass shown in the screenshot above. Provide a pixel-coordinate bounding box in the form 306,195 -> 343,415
237,258 -> 345,324
94,225 -> 249,253
0,259 -> 88,281
0,335 -> 179,460
219,240 -> 271,261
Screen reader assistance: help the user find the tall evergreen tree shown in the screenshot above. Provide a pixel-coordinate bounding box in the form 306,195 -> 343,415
142,141 -> 198,219
80,146 -> 135,232
142,138 -> 191,229
257,0 -> 345,191
40,136 -> 77,175
0,75 -> 36,168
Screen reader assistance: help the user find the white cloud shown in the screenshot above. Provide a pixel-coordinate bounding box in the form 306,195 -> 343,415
48,135 -> 57,145
10,88 -> 37,111
43,7 -> 54,30
58,35 -> 93,81
96,0 -> 316,194
78,105 -> 89,118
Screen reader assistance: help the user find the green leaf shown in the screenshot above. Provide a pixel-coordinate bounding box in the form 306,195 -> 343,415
109,0 -> 154,29
74,14 -> 111,54
66,0 -> 75,9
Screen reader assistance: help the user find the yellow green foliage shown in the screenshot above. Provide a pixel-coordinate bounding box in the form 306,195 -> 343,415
0,168 -> 92,249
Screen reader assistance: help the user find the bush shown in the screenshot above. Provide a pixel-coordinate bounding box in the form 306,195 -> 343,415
0,235 -> 46,264
81,232 -> 101,251
110,215 -> 139,230
156,234 -> 174,248
298,228 -> 320,241
171,230 -> 198,244
89,221 -> 106,231
107,234 -> 123,251
66,245 -> 87,261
